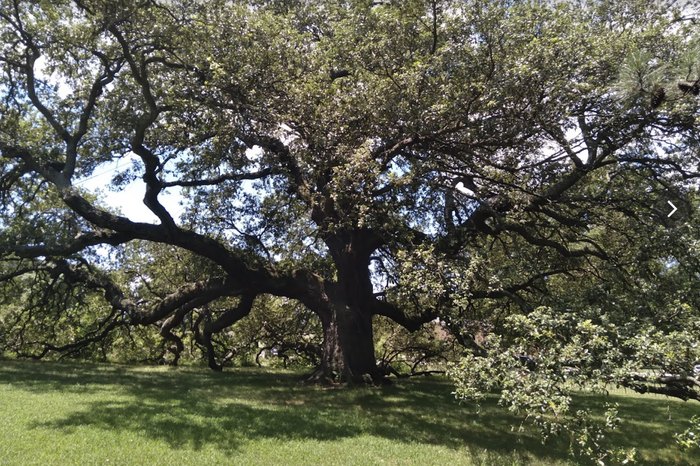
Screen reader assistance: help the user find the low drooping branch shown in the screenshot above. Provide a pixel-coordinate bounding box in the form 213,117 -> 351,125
4,258 -> 249,363
371,298 -> 438,332
27,313 -> 123,360
620,373 -> 700,402
132,277 -> 239,325
51,259 -> 136,317
194,294 -> 256,371
8,259 -> 134,359
159,294 -> 228,365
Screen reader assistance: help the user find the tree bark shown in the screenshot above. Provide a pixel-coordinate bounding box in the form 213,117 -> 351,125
311,230 -> 385,384
318,297 -> 380,384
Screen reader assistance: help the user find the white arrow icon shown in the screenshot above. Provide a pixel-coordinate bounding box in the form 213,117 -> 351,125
667,201 -> 678,217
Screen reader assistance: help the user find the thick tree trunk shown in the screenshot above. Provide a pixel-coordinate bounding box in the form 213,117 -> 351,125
312,230 -> 384,384
318,298 -> 380,384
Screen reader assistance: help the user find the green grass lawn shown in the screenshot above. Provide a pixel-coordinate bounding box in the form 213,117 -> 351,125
0,360 -> 697,465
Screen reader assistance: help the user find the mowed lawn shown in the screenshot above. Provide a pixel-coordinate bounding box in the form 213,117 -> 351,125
0,360 -> 698,465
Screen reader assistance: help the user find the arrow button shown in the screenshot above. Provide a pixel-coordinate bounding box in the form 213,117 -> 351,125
667,201 -> 678,218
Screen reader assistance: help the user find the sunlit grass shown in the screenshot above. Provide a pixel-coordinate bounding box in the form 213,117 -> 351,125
0,359 -> 697,465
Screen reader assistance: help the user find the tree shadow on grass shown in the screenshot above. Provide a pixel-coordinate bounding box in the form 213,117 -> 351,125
33,394 -> 561,462
1,361 -> 561,462
2,360 -> 698,465
36,399 -> 363,452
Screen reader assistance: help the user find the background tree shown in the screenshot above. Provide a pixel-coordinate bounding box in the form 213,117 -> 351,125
1,0 -> 699,384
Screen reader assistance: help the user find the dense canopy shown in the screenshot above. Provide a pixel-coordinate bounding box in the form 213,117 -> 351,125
0,0 -> 699,399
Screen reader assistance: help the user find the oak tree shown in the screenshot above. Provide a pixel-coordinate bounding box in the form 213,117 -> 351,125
1,0 -> 699,383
